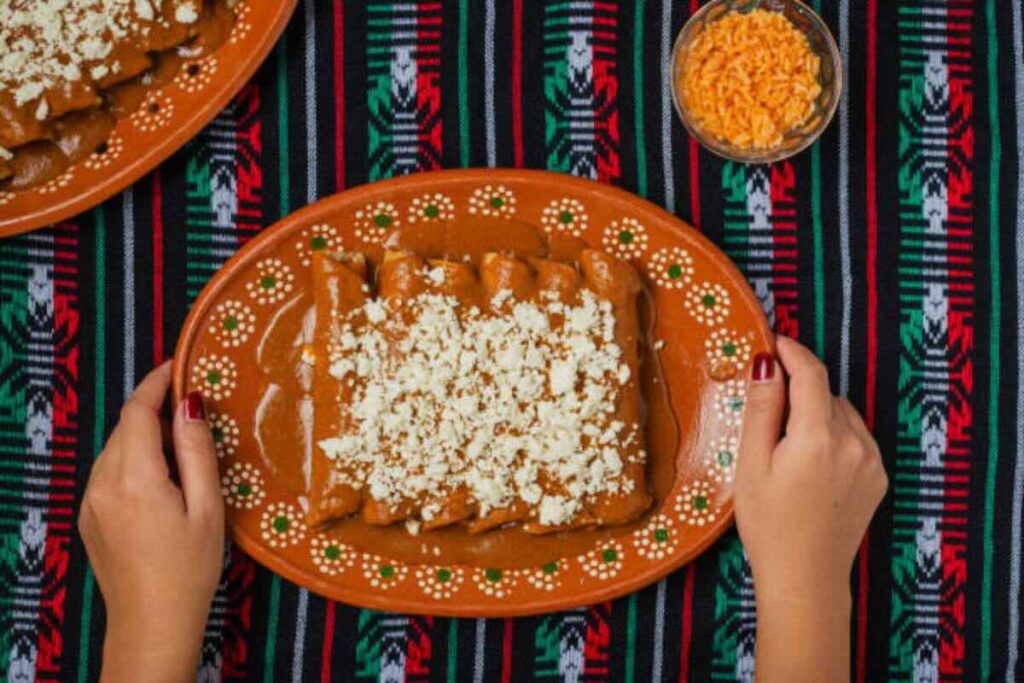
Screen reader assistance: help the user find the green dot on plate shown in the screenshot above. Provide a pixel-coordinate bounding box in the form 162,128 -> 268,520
542,561 -> 558,575
485,568 -> 502,582
489,196 -> 504,208
436,568 -> 452,583
211,427 -> 224,442
702,294 -> 717,308
559,210 -> 574,224
601,548 -> 617,563
235,483 -> 251,497
380,565 -> 395,578
259,275 -> 276,290
272,515 -> 289,533
324,544 -> 341,560
311,235 -> 328,250
206,370 -> 221,385
718,450 -> 734,466
619,229 -> 634,244
722,342 -> 737,357
424,204 -> 440,218
667,264 -> 683,279
374,213 -> 393,228
654,528 -> 669,543
223,316 -> 238,331
693,495 -> 708,511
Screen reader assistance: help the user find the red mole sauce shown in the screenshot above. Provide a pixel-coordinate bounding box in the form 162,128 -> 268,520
253,219 -> 681,569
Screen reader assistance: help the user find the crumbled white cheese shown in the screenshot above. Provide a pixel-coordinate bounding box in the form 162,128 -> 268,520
317,287 -> 643,528
174,2 -> 199,23
34,98 -> 48,121
0,146 -> 12,161
425,266 -> 446,285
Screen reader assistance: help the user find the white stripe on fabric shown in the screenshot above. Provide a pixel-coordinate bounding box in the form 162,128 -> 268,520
651,578 -> 667,681
473,618 -> 487,683
838,0 -> 852,397
660,0 -> 676,213
484,0 -> 497,167
1007,0 -> 1024,675
291,588 -> 309,683
122,189 -> 136,400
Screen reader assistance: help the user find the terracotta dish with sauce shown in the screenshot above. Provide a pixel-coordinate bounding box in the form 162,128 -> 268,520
0,0 -> 296,236
173,169 -> 772,616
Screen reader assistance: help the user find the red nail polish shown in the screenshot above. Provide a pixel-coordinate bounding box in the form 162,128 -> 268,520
184,391 -> 206,422
752,352 -> 775,382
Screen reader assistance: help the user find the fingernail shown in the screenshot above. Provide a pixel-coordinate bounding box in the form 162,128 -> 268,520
184,391 -> 206,423
752,352 -> 775,382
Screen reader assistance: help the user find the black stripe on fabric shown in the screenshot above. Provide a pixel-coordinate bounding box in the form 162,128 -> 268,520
252,45 -> 284,225
492,0 -> 516,168
664,5 -> 693,226
329,602 -> 361,680
991,0 -> 1024,677
159,147 -> 191,358
519,0 -> 546,172
695,151 -> 726,253
510,614 -> 537,683
245,567 -> 277,682
864,0 -> 900,679
282,12 -> 310,213
311,0 -> 339,200
440,0 -> 465,169
343,0 -> 369,188
687,535 -> 727,682
616,0 -> 640,198
130,175 -> 157,373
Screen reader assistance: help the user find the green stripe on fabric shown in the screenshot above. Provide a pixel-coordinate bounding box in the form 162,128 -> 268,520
808,0 -> 825,358
78,207 -> 107,683
632,0 -> 646,198
447,619 -> 458,682
981,0 -> 1002,676
458,0 -> 470,167
624,594 -> 637,683
263,35 -> 291,683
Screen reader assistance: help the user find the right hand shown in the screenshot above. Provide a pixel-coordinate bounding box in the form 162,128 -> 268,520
734,335 -> 888,604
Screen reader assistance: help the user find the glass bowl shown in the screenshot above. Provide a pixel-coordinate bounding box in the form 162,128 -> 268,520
670,0 -> 842,164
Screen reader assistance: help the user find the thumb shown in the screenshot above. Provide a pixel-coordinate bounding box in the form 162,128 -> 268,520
737,351 -> 785,478
173,392 -> 223,521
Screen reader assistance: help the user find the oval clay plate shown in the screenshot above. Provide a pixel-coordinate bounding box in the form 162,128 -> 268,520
172,169 -> 772,617
0,0 -> 297,238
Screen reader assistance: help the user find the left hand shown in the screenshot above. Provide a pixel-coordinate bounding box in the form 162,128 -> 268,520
78,362 -> 224,683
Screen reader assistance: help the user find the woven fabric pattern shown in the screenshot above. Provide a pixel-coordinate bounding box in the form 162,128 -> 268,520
0,1 -> 1021,680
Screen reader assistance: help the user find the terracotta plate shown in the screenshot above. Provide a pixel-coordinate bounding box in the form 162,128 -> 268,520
0,0 -> 297,238
172,169 -> 772,617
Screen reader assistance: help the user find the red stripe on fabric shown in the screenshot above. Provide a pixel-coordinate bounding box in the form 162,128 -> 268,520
857,1 -> 879,681
679,563 -> 696,681
583,604 -> 611,677
404,617 -> 433,676
512,0 -> 524,167
152,171 -> 164,362
333,0 -> 345,190
501,619 -> 514,683
592,42 -> 620,183
36,224 -> 79,678
769,163 -> 799,339
415,13 -> 442,171
320,601 -> 335,683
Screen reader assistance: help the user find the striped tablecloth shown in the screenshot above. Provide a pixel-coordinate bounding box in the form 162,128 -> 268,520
0,1 -> 1021,680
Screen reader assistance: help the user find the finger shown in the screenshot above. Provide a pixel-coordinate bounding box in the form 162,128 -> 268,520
116,363 -> 174,482
172,392 -> 224,520
737,351 -> 785,476
775,335 -> 833,431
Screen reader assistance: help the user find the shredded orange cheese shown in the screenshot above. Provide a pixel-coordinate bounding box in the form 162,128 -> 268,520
677,9 -> 822,150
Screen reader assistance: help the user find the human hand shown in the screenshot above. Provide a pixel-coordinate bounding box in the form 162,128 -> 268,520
78,363 -> 224,683
735,335 -> 887,601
